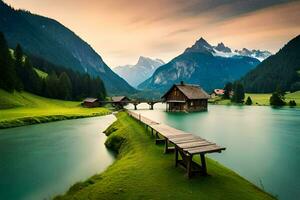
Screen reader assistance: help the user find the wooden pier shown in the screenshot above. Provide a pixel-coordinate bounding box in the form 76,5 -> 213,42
127,110 -> 226,178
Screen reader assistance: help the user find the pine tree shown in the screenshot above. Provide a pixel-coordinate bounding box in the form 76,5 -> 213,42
270,91 -> 285,106
93,77 -> 106,100
58,72 -> 72,100
289,100 -> 297,107
231,82 -> 245,103
83,74 -> 92,97
45,71 -> 59,98
223,82 -> 233,99
245,96 -> 252,105
98,77 -> 106,100
22,58 -> 41,94
14,44 -> 24,91
0,32 -> 17,92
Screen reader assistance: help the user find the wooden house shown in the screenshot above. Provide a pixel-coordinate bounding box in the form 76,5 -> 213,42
111,96 -> 130,108
162,82 -> 210,112
82,98 -> 99,108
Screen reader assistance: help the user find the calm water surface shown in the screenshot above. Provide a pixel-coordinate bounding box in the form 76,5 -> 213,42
0,115 -> 116,200
127,103 -> 300,200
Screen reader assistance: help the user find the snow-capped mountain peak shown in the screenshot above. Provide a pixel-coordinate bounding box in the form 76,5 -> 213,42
114,56 -> 165,88
214,42 -> 232,53
184,37 -> 215,53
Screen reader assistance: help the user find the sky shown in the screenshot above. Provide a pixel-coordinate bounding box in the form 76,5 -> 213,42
4,0 -> 300,68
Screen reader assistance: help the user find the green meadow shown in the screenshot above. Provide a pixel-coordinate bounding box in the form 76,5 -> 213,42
209,91 -> 300,107
0,89 -> 110,128
55,112 -> 275,200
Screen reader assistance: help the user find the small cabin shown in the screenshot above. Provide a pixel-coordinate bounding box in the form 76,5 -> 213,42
111,96 -> 130,108
82,98 -> 99,108
162,82 -> 210,112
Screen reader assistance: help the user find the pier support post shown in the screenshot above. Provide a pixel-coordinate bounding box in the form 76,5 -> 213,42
164,139 -> 168,154
147,102 -> 154,110
150,103 -> 154,110
175,148 -> 178,167
200,154 -> 207,176
187,155 -> 193,178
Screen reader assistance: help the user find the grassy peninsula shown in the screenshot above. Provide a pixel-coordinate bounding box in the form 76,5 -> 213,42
55,112 -> 275,200
0,89 -> 110,129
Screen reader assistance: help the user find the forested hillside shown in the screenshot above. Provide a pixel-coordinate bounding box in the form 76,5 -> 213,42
0,1 -> 135,95
241,35 -> 300,93
0,32 -> 106,101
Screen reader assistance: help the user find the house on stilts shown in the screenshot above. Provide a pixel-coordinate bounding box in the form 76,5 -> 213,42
161,82 -> 210,112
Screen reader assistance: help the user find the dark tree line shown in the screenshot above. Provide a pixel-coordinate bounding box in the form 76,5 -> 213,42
222,81 -> 245,103
0,32 -> 106,101
223,82 -> 233,99
231,82 -> 245,103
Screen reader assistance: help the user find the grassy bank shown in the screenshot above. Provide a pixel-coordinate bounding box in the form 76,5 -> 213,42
209,91 -> 300,107
0,89 -> 110,129
55,112 -> 275,200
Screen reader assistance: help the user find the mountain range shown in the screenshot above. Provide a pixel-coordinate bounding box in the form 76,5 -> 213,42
234,48 -> 272,61
241,35 -> 300,93
184,38 -> 272,61
114,56 -> 164,88
138,37 -> 264,93
0,1 -> 135,95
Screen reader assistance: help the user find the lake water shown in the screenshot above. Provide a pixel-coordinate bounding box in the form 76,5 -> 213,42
127,103 -> 300,200
0,115 -> 116,200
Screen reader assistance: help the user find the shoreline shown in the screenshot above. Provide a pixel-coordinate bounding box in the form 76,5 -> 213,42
209,101 -> 300,108
55,111 -> 275,200
0,111 -> 111,129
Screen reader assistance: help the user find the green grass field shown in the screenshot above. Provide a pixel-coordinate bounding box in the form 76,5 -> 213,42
55,112 -> 275,200
210,91 -> 300,107
0,89 -> 110,128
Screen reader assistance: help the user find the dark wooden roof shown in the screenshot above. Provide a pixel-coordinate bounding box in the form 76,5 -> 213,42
112,96 -> 129,102
83,98 -> 98,103
162,83 -> 210,100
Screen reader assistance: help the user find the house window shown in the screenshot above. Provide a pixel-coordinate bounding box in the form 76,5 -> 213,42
190,101 -> 194,106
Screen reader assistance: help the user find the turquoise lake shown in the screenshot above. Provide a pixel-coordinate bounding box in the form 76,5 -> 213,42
0,115 -> 116,200
1,105 -> 299,200
127,103 -> 300,200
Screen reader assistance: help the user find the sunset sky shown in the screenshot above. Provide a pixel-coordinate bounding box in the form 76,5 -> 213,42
4,0 -> 300,68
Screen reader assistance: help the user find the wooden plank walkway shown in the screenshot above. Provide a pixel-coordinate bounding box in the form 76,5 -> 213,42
127,110 -> 226,178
